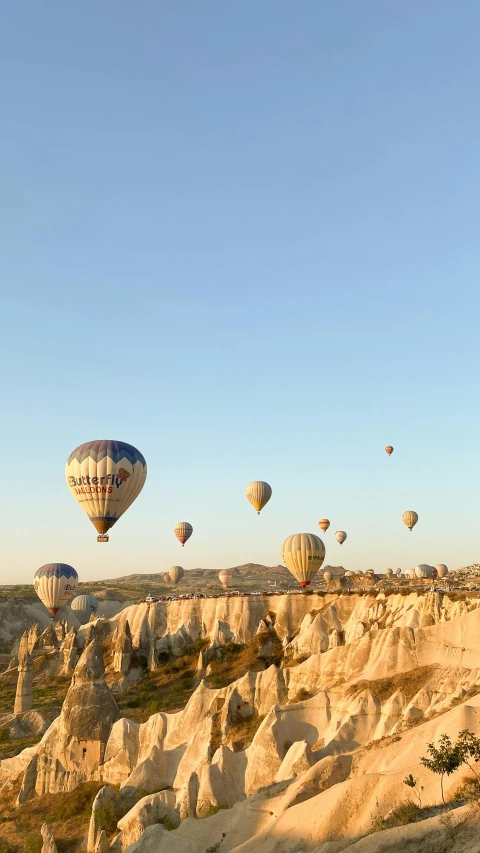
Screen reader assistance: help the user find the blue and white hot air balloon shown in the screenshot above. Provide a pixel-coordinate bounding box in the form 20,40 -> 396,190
65,440 -> 147,542
34,563 -> 78,618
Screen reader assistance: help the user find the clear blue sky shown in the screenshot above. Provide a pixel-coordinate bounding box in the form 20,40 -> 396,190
1,1 -> 479,583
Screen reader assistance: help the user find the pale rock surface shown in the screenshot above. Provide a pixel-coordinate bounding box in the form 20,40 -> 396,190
112,791 -> 180,850
14,641 -> 33,714
41,822 -> 58,853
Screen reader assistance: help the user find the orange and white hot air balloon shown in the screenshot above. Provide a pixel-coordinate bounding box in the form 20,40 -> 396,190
335,531 -> 347,545
385,445 -> 394,456
318,519 -> 330,533
402,511 -> 418,532
174,522 -> 193,546
245,481 -> 272,515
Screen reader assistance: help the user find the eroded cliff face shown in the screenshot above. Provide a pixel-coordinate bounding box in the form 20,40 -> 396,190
2,591 -> 480,853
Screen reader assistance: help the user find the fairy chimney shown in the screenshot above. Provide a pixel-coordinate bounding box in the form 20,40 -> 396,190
113,620 -> 132,673
60,627 -> 78,674
14,635 -> 33,714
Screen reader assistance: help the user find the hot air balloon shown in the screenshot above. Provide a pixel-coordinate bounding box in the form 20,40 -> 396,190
402,510 -> 418,531
385,446 -> 394,456
169,565 -> 185,584
71,593 -> 98,624
245,481 -> 272,514
335,531 -> 347,545
345,570 -> 355,578
436,564 -> 449,578
281,533 -> 325,588
323,571 -> 332,582
174,522 -> 193,546
65,441 -> 147,542
396,568 -> 402,577
385,568 -> 393,578
34,563 -> 78,618
219,569 -> 233,589
318,519 -> 330,533
415,564 -> 433,579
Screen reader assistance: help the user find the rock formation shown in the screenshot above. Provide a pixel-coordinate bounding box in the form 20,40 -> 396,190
59,626 -> 78,674
41,823 -> 58,853
14,635 -> 33,714
113,620 -> 133,673
37,624 -> 59,652
28,622 -> 41,652
33,639 -> 120,794
147,637 -> 159,671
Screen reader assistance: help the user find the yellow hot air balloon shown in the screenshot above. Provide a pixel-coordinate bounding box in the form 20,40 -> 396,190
169,565 -> 185,584
281,533 -> 325,588
34,563 -> 78,618
318,519 -> 330,533
385,445 -> 394,456
245,481 -> 272,514
335,531 -> 347,545
65,441 -> 147,542
174,522 -> 193,546
402,510 -> 418,531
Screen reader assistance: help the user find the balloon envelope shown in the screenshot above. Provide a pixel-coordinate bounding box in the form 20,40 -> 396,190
281,533 -> 325,588
218,569 -> 233,589
71,593 -> 98,624
415,564 -> 433,579
385,446 -> 394,456
174,522 -> 193,546
436,564 -> 449,578
323,571 -> 332,582
34,563 -> 78,617
335,531 -> 347,545
246,481 -> 272,514
385,568 -> 393,577
318,519 -> 330,533
169,565 -> 185,584
402,511 -> 418,531
66,440 -> 147,537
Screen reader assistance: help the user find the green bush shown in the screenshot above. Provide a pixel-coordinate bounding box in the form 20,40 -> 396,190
0,728 -> 10,743
95,801 -> 118,833
384,800 -> 421,827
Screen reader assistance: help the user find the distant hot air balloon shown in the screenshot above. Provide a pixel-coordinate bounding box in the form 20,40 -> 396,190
415,564 -> 433,579
402,511 -> 418,532
246,481 -> 272,515
335,531 -> 347,545
385,446 -> 394,456
34,563 -> 78,618
169,565 -> 185,584
174,522 -> 193,546
281,533 -> 325,588
71,593 -> 98,625
65,441 -> 147,542
436,564 -> 449,578
345,570 -> 355,578
396,568 -> 402,577
323,571 -> 333,583
318,519 -> 330,533
219,569 -> 234,589
385,568 -> 393,578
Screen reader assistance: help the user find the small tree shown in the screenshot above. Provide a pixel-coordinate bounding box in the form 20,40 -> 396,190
456,729 -> 480,784
421,734 -> 463,804
404,773 -> 423,809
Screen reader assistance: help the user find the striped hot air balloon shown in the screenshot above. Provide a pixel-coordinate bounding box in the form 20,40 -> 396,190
402,511 -> 418,531
169,565 -> 185,584
71,594 -> 98,624
385,446 -> 394,456
65,440 -> 147,542
174,522 -> 193,546
245,481 -> 272,514
281,533 -> 325,588
34,563 -> 78,618
318,519 -> 330,533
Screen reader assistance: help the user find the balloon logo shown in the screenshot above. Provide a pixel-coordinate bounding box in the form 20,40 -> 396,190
34,563 -> 78,618
65,440 -> 147,541
246,481 -> 272,514
174,522 -> 193,546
